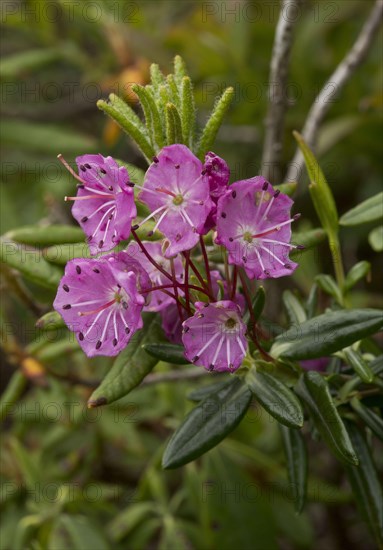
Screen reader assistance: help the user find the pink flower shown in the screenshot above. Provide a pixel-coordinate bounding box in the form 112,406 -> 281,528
53,254 -> 147,357
200,152 -> 230,233
160,304 -> 183,345
182,301 -> 247,372
125,241 -> 184,312
67,154 -> 136,255
137,145 -> 214,258
215,177 -> 300,279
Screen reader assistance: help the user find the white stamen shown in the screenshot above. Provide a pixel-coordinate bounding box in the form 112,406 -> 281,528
100,309 -> 114,342
87,200 -> 115,220
195,331 -> 220,358
226,338 -> 231,367
91,206 -> 115,239
260,195 -> 275,222
211,336 -> 224,366
83,186 -> 114,197
236,336 -> 247,355
259,244 -> 286,266
138,204 -> 168,227
254,247 -> 265,271
255,217 -> 297,236
262,238 -> 298,248
255,189 -> 266,221
71,299 -> 105,308
85,308 -> 106,337
119,310 -> 130,331
113,310 -> 118,342
152,207 -> 169,233
180,208 -> 195,229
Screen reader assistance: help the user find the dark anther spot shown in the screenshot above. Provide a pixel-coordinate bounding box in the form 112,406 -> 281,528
231,191 -> 237,198
98,240 -> 104,248
85,163 -> 91,169
76,266 -> 81,274
113,338 -> 118,346
80,165 -> 86,172
175,164 -> 180,169
100,168 -> 107,174
229,237 -> 233,242
132,224 -> 139,230
153,156 -> 159,164
81,216 -> 88,222
262,181 -> 268,191
221,212 -> 227,218
63,284 -> 69,292
63,304 -> 71,310
125,327 -> 130,334
93,268 -> 100,274
79,332 -> 84,341
96,341 -> 102,350
192,355 -> 199,362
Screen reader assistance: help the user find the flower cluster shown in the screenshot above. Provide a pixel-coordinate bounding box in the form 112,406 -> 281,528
55,145 -> 300,371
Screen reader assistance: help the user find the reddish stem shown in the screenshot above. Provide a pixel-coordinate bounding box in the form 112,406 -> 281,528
184,251 -> 191,313
199,236 -> 212,296
238,269 -> 273,362
132,229 -> 176,284
170,258 -> 184,322
230,266 -> 238,301
184,253 -> 215,300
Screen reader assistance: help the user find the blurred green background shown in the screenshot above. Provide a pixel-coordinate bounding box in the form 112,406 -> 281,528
1,1 -> 382,549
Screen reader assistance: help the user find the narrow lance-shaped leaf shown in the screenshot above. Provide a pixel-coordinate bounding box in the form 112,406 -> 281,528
165,103 -> 183,145
43,243 -> 91,265
142,343 -> 190,365
343,346 -> 374,383
187,378 -> 232,402
344,421 -> 383,545
173,55 -> 188,86
315,274 -> 343,305
181,76 -> 196,148
87,314 -> 163,408
0,238 -> 62,289
5,225 -> 85,246
344,261 -> 371,291
35,311 -> 66,331
368,225 -> 383,252
246,368 -> 304,428
339,192 -> 383,226
149,63 -> 166,90
271,309 -> 383,361
132,84 -> 165,150
166,74 -> 181,109
293,131 -> 338,238
197,87 -> 234,159
295,371 -> 358,465
306,283 -> 319,319
162,377 -> 252,469
280,425 -> 308,514
350,398 -> 383,441
97,94 -> 154,162
290,228 -> 326,257
282,290 -> 307,325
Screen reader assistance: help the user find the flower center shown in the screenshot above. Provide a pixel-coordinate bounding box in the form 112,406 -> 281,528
225,317 -> 237,329
172,194 -> 184,206
243,231 -> 253,243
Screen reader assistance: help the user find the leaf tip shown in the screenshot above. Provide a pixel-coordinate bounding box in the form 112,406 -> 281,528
87,396 -> 108,409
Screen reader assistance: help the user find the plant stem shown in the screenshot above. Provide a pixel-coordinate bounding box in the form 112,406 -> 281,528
199,236 -> 212,296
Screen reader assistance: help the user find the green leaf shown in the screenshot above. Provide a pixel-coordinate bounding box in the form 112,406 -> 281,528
271,309 -> 383,361
344,422 -> 383,545
107,502 -> 158,542
344,261 -> 371,291
162,377 -> 252,469
43,243 -> 91,265
370,354 -> 383,376
173,55 -> 188,86
142,343 -> 190,365
187,378 -> 231,402
315,274 -> 343,304
351,399 -> 383,441
97,94 -> 154,162
87,314 -> 163,407
6,225 -> 84,246
295,371 -> 358,465
1,120 -> 97,155
343,347 -> 374,383
0,238 -> 62,289
0,48 -> 64,77
56,514 -> 110,550
290,228 -> 326,256
368,225 -> 383,252
282,290 -> 307,325
0,371 -> 26,422
165,102 -> 183,145
132,84 -> 165,150
306,283 -> 319,318
197,87 -> 234,158
280,425 -> 307,513
181,76 -> 196,148
149,63 -> 166,90
35,311 -> 66,331
246,369 -> 304,428
293,131 -> 338,238
273,182 -> 297,197
166,74 -> 181,109
339,192 -> 383,226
